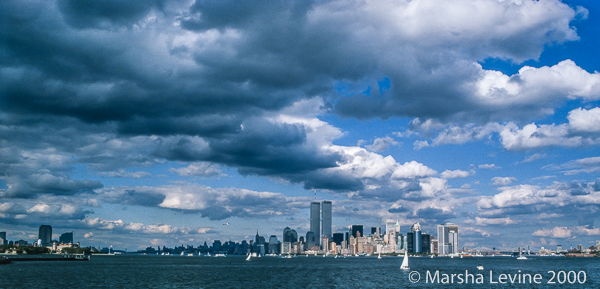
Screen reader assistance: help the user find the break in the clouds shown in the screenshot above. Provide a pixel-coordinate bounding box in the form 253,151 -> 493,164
1,0 -> 599,250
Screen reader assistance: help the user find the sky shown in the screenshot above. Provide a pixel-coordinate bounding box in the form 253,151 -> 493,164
1,0 -> 599,251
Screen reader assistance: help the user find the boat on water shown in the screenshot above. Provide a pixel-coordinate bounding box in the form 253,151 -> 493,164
477,265 -> 484,271
400,251 -> 409,270
0,256 -> 10,264
246,254 -> 251,261
214,253 -> 226,257
517,247 -> 528,260
378,252 -> 381,259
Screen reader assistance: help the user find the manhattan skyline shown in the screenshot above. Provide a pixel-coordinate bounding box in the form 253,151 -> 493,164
1,0 -> 599,251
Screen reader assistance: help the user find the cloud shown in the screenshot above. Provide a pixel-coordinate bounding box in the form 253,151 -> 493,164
532,226 -> 600,238
567,107 -> 600,132
169,162 -> 225,178
491,177 -> 517,186
533,227 -> 572,238
365,136 -> 398,152
440,169 -> 472,179
478,164 -> 498,169
399,107 -> 600,151
99,169 -> 152,178
558,156 -> 600,175
95,184 -> 305,221
391,161 -> 437,179
519,153 -> 547,164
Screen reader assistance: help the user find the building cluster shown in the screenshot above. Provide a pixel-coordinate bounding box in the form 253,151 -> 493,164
190,200 -> 462,256
0,225 -> 78,253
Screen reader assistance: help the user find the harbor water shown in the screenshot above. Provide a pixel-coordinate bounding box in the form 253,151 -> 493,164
1,255 -> 598,288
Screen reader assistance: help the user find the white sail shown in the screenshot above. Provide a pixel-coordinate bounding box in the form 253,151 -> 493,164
246,254 -> 251,261
400,251 -> 409,270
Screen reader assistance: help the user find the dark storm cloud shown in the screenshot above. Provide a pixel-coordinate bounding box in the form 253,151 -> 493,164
58,0 -> 165,29
0,0 -> 590,201
1,174 -> 103,198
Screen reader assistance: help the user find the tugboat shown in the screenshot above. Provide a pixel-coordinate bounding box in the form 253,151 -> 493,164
0,256 -> 10,264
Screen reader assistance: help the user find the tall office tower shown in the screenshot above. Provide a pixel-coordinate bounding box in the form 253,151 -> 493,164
310,201 -> 321,245
385,221 -> 395,235
322,200 -> 332,241
332,233 -> 344,246
59,231 -> 74,244
0,232 -> 5,245
306,231 -> 316,250
447,223 -> 459,253
39,225 -> 52,246
370,227 -> 381,237
395,220 -> 400,233
437,224 -> 447,255
350,225 -> 363,238
283,227 -> 298,243
411,223 -> 422,253
421,234 -> 431,254
268,235 -> 279,254
437,223 -> 459,255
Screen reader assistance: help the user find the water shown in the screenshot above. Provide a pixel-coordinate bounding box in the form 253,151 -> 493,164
1,255 -> 598,288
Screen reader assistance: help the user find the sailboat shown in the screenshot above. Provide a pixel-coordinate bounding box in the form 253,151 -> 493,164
378,252 -> 382,259
517,247 -> 528,260
400,251 -> 409,270
246,254 -> 251,261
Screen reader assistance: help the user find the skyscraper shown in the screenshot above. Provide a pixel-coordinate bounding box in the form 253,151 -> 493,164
411,222 -> 422,253
39,225 -> 52,247
310,202 -> 320,245
447,223 -> 459,254
350,225 -> 363,238
59,231 -> 73,244
437,223 -> 459,255
332,233 -> 344,246
0,232 -> 6,245
322,200 -> 332,241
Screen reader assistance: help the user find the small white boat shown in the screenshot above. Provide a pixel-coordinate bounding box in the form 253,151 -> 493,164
378,252 -> 382,259
246,254 -> 251,261
400,251 -> 410,270
517,247 -> 528,260
430,255 -> 434,258
187,253 -> 193,256
180,252 -> 184,256
477,265 -> 484,271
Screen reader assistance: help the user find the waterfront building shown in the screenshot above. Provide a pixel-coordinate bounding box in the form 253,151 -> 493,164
269,235 -> 279,254
350,225 -> 363,238
322,200 -> 332,241
411,223 -> 422,253
59,231 -> 73,244
39,225 -> 52,247
0,232 -> 5,245
322,235 -> 330,252
421,233 -> 431,254
371,227 -> 381,237
556,245 -> 563,253
281,242 -> 291,255
283,227 -> 298,243
213,240 -> 222,252
385,221 -> 395,235
437,223 -> 459,255
332,233 -> 344,246
431,237 -> 438,254
310,202 -> 321,245
306,231 -> 316,251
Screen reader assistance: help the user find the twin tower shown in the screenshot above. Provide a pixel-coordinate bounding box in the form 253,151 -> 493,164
310,200 -> 332,246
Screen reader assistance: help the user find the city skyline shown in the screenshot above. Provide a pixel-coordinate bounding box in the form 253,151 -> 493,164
1,0 -> 600,251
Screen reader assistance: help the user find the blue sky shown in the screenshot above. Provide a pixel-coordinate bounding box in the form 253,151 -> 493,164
1,0 -> 599,251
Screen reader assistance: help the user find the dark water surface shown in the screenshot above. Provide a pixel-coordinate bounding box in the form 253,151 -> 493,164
1,255 -> 598,288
